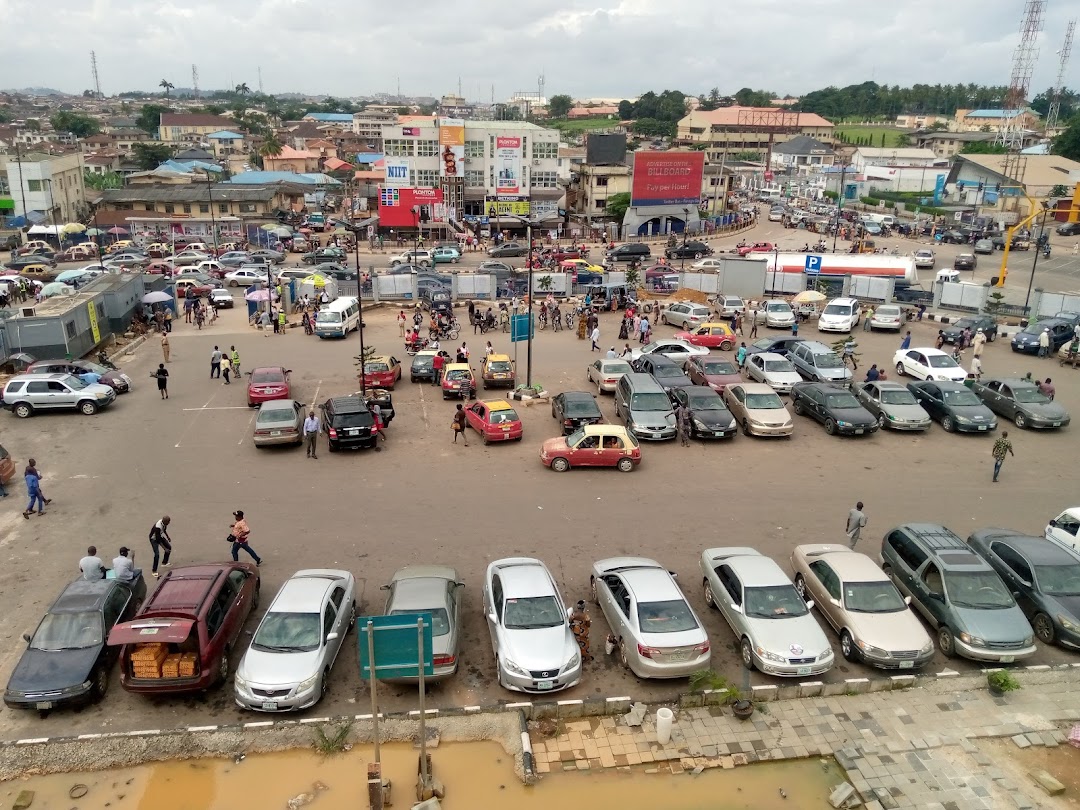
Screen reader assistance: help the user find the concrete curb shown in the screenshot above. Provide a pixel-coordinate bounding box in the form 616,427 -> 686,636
517,710 -> 537,784
920,312 -> 1025,338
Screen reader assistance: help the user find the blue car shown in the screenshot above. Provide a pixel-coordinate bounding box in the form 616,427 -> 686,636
1010,318 -> 1074,355
432,247 -> 461,264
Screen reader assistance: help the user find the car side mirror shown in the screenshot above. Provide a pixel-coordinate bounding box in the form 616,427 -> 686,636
829,598 -> 841,608
805,599 -> 816,610
455,582 -> 465,589
729,603 -> 742,613
487,610 -> 497,623
22,633 -> 30,643
904,596 -> 912,606
928,591 -> 944,601
1049,519 -> 1058,527
379,584 -> 390,591
326,632 -> 339,642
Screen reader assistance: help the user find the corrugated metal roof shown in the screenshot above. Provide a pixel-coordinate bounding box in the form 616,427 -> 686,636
101,185 -> 281,203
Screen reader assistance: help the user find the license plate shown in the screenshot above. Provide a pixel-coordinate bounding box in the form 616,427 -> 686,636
899,660 -> 914,670
855,429 -> 864,435
652,432 -> 661,439
261,701 -> 278,710
271,431 -> 281,437
713,431 -> 724,437
1054,422 -> 1061,427
796,666 -> 812,676
667,651 -> 690,662
535,680 -> 555,691
999,655 -> 1015,664
348,429 -> 358,436
978,425 -> 988,431
35,701 -> 52,710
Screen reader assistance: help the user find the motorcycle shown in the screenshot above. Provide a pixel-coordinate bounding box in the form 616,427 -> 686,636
405,337 -> 431,356
96,350 -> 118,370
429,325 -> 460,341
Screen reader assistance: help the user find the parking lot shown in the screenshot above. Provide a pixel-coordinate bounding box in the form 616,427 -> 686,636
1,226 -> 1078,740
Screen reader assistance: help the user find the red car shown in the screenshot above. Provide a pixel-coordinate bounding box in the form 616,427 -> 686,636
737,242 -> 775,257
108,563 -> 259,694
539,425 -> 641,473
464,400 -> 523,443
547,246 -> 582,261
247,366 -> 292,407
361,355 -> 401,390
145,261 -> 174,274
685,355 -> 743,392
676,323 -> 738,350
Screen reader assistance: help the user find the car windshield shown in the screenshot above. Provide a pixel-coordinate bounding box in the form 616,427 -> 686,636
80,362 -> 109,375
823,304 -> 851,316
825,393 -> 861,409
364,362 -> 389,373
942,389 -> 981,406
445,369 -> 471,382
843,581 -> 907,613
745,393 -> 784,409
503,596 -> 564,630
602,361 -> 632,374
1035,564 -> 1080,596
636,600 -> 699,633
880,389 -> 917,405
1013,388 -> 1049,404
334,410 -> 374,428
927,355 -> 958,368
686,392 -> 724,410
943,571 -> 1014,609
316,311 -> 342,323
412,357 -> 433,369
251,612 -> 321,652
61,375 -> 88,390
814,353 -> 844,369
488,361 -> 511,372
563,398 -> 599,415
702,360 -> 737,375
31,611 -> 103,650
631,393 -> 671,411
252,370 -> 283,383
955,319 -> 978,330
490,408 -> 519,423
257,408 -> 295,424
767,303 -> 792,313
390,608 -> 450,636
743,585 -> 809,619
1021,322 -> 1048,335
751,339 -> 778,350
763,359 -> 794,373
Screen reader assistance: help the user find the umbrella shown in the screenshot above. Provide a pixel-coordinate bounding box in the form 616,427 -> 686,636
40,282 -> 75,298
259,224 -> 280,232
331,227 -> 348,235
62,223 -> 86,234
107,227 -> 129,235
245,288 -> 271,302
268,226 -> 292,238
85,228 -> 104,236
300,274 -> 327,288
55,268 -> 97,284
141,291 -> 173,304
792,290 -> 826,304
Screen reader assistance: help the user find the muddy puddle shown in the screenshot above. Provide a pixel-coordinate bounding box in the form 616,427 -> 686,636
0,741 -> 835,809
983,738 -> 1079,808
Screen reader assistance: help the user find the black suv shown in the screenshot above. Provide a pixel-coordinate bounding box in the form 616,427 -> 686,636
664,240 -> 713,260
631,354 -> 693,392
320,396 -> 376,451
605,243 -> 651,263
1057,222 -> 1080,237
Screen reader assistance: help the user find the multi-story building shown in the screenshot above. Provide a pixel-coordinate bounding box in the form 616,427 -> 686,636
206,130 -> 248,158
677,106 -> 834,161
352,109 -> 399,151
158,113 -> 237,144
953,108 -> 1041,133
912,131 -> 1002,160
437,94 -> 474,118
96,183 -> 306,228
894,113 -> 950,129
0,151 -> 87,221
263,146 -> 320,174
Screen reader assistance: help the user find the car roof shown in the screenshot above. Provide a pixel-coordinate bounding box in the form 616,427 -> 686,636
799,341 -> 836,354
620,567 -> 682,602
911,347 -> 949,356
143,565 -> 228,613
561,390 -> 595,400
327,395 -> 366,411
987,377 -> 1036,389
973,530 -> 1078,565
580,424 -> 631,437
8,372 -> 73,382
368,355 -> 393,362
735,382 -> 779,394
258,399 -> 296,411
491,559 -> 555,598
699,322 -> 733,329
268,571 -> 348,612
705,549 -> 790,585
797,382 -> 848,393
54,577 -> 115,612
755,352 -> 789,361
444,363 -> 471,372
797,545 -> 888,581
487,353 -> 511,362
869,381 -> 908,391
251,366 -> 286,374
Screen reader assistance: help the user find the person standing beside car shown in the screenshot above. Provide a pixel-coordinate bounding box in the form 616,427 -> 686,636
304,410 -> 320,459
846,502 -> 867,549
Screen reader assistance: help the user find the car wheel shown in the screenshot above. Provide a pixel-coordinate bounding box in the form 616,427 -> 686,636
740,637 -> 756,671
13,403 -> 32,419
229,279 -> 239,287
877,412 -> 887,429
218,648 -> 231,683
937,626 -> 956,658
792,399 -> 805,416
617,457 -> 634,473
614,400 -> 620,417
741,419 -> 751,436
941,416 -> 955,432
590,576 -> 598,604
1014,412 -> 1027,428
1034,612 -> 1055,644
328,441 -> 339,453
619,639 -> 631,671
319,667 -> 330,703
825,418 -> 837,435
91,664 -> 109,701
551,457 -> 570,472
895,362 -> 905,376
720,341 -> 733,351
793,574 -> 806,598
481,432 -> 489,446
694,252 -> 703,260
703,578 -> 716,608
988,331 -> 996,342
661,314 -> 668,325
80,400 -> 98,416
840,630 -> 857,662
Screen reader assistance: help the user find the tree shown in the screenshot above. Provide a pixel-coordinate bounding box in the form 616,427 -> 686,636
604,192 -> 631,223
235,83 -> 251,96
132,142 -> 175,170
259,134 -> 283,159
159,79 -> 174,98
1053,114 -> 1080,161
734,87 -> 774,107
136,104 -> 172,134
548,94 -> 573,118
895,134 -> 911,147
697,87 -> 722,112
617,100 -> 634,119
960,141 -> 1008,155
83,170 -> 123,191
50,111 -> 100,138
631,117 -> 675,137
1050,184 -> 1069,197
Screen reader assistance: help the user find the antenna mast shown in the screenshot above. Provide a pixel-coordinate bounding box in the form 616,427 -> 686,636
90,51 -> 102,99
258,66 -> 263,94
999,0 -> 1046,191
192,64 -> 200,96
1046,20 -> 1076,134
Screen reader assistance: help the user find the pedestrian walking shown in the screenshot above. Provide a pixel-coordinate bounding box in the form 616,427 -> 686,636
590,324 -> 600,352
843,340 -> 858,371
791,319 -> 799,337
677,402 -> 692,446
397,309 -> 407,336
734,311 -> 743,335
153,363 -> 169,399
222,361 -> 232,385
372,402 -> 387,444
230,346 -> 240,376
639,315 -> 650,344
22,458 -> 49,519
735,342 -> 748,369
749,312 -> 759,339
304,409 -> 320,458
210,345 -> 222,379
1038,327 -> 1051,358
80,546 -> 105,580
846,501 -> 867,549
972,328 -> 986,358
900,330 -> 912,350
970,355 -> 983,381
164,309 -> 173,333
161,331 -> 170,363
228,510 -> 262,565
432,351 -> 445,386
992,431 -> 1014,482
148,516 -> 173,578
863,307 -> 873,331
569,600 -> 593,663
451,403 -> 469,445
278,309 -> 287,335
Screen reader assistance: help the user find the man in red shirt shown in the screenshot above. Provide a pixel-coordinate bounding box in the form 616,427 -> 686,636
432,352 -> 445,387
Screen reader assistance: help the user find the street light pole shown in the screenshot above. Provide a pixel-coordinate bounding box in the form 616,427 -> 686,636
1023,208 -> 1048,315
526,217 -> 534,388
832,163 -> 846,254
355,230 -> 367,398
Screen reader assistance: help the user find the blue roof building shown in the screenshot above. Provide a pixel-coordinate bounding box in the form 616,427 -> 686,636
302,113 -> 354,123
354,153 -> 384,165
206,130 -> 245,140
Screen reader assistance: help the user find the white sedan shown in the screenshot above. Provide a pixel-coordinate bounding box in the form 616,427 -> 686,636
744,352 -> 802,393
755,300 -> 796,328
630,339 -> 710,365
224,268 -> 265,287
691,258 -> 725,270
892,347 -> 967,382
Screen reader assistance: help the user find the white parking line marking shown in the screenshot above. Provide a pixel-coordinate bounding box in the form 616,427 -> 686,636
175,395 -> 216,448
238,411 -> 257,445
419,382 -> 429,428
311,379 -> 322,407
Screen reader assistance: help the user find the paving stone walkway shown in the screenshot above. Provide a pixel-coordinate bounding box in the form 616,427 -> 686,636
529,671 -> 1080,809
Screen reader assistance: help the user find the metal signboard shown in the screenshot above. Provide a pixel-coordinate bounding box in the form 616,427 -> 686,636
357,613 -> 434,679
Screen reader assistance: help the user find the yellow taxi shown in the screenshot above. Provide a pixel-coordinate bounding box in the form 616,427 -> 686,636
441,363 -> 476,400
480,353 -> 515,389
464,400 -> 523,443
105,240 -> 135,254
19,264 -> 56,281
676,322 -> 738,350
560,258 -> 605,278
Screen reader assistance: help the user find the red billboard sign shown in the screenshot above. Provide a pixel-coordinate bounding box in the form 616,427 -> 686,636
378,187 -> 444,228
630,151 -> 705,207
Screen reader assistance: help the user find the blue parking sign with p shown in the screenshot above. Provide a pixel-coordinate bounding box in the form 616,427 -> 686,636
804,255 -> 822,275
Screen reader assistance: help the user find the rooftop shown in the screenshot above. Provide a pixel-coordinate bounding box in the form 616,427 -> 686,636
303,112 -> 354,123
684,105 -> 834,129
206,130 -> 245,140
159,113 -> 236,128
772,135 -> 835,155
101,184 -> 286,203
963,108 -> 1039,119
955,153 -> 1080,187
227,171 -> 326,186
854,147 -> 938,161
275,145 -> 316,159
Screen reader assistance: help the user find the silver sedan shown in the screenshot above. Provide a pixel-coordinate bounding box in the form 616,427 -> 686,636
587,358 -> 633,394
381,565 -> 464,682
854,381 -> 931,431
253,400 -> 304,446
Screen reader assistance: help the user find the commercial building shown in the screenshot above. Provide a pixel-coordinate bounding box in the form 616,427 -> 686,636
894,113 -> 950,129
676,106 -> 835,162
947,154 -> 1080,212
769,135 -> 837,172
912,131 -> 1000,160
352,109 -> 399,151
0,151 -> 87,222
953,108 -> 1041,133
158,113 -> 238,144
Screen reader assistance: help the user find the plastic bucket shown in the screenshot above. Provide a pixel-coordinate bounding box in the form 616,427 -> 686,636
656,707 -> 674,745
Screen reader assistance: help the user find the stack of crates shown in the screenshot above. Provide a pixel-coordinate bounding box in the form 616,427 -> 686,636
131,643 -> 168,678
179,652 -> 198,677
161,653 -> 183,679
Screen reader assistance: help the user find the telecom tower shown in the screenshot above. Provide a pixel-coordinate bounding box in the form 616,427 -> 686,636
1045,20 -> 1076,134
999,0 -> 1045,190
258,66 -> 263,95
192,64 -> 199,95
90,51 -> 102,99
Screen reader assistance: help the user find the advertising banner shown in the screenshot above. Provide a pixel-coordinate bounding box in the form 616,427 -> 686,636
485,196 -> 531,217
631,151 -> 705,207
495,136 -> 522,196
439,118 -> 465,179
384,159 -> 410,186
378,187 -> 444,228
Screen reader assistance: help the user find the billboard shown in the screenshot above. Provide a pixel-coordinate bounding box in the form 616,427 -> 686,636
384,159 -> 410,186
485,196 -> 530,217
495,136 -> 522,196
439,118 -> 465,178
585,133 -> 627,166
631,151 -> 705,207
378,187 -> 444,228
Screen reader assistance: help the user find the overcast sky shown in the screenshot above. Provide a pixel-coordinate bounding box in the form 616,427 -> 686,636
6,0 -> 1079,101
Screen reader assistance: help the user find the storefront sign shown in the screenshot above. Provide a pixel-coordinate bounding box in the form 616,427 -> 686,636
495,136 -> 522,196
439,118 -> 465,178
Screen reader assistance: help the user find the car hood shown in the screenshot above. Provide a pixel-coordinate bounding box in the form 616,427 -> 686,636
1012,332 -> 1041,345
6,646 -> 99,694
1048,594 -> 1080,624
704,373 -> 743,389
1020,401 -> 1069,420
947,403 -> 996,421
745,406 -> 791,423
830,406 -> 876,426
814,367 -> 852,381
691,408 -> 735,428
950,604 -> 1032,642
941,326 -> 965,338
747,613 -> 831,659
845,608 -> 930,652
541,437 -> 572,453
765,371 -> 803,385
881,403 -> 930,421
238,647 -> 322,686
501,625 -> 574,672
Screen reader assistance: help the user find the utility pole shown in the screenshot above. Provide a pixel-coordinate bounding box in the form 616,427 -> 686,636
90,51 -> 102,99
192,64 -> 199,96
14,141 -> 28,221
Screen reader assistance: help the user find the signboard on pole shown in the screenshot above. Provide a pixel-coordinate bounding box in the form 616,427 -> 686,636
631,151 -> 706,207
511,313 -> 533,343
439,118 -> 465,178
357,613 -> 434,679
804,255 -> 822,275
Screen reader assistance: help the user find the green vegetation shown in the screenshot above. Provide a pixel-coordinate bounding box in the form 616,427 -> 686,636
132,142 -> 175,170
1054,113 -> 1080,162
546,117 -> 618,134
136,104 -> 173,134
605,193 -> 631,223
83,170 -> 122,191
312,720 -> 353,755
548,94 -> 573,118
834,127 -> 912,148
796,81 -> 1007,120
616,90 -> 687,136
960,142 -> 1009,155
987,670 -> 1021,694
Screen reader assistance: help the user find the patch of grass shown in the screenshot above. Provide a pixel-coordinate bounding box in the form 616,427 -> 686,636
546,117 -> 619,134
313,720 -> 353,755
834,126 -> 912,148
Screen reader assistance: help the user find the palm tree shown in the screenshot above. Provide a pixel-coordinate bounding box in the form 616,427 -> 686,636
160,79 -> 175,98
259,134 -> 283,161
235,83 -> 251,97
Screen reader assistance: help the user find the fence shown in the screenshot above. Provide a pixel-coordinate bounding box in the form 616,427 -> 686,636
454,274 -> 493,300
374,275 -> 416,300
848,276 -> 894,303
1036,292 -> 1080,319
938,281 -> 986,312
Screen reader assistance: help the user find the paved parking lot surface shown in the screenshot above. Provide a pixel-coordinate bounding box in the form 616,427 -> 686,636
1,241 -> 1077,740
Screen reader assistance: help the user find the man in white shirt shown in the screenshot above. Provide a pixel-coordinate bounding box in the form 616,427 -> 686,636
304,410 -> 321,459
112,547 -> 141,583
79,546 -> 105,580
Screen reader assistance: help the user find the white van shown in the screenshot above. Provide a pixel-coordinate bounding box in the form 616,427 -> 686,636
817,297 -> 861,333
314,296 -> 360,338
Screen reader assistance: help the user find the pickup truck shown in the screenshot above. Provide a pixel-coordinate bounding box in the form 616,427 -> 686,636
306,213 -> 326,232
